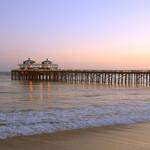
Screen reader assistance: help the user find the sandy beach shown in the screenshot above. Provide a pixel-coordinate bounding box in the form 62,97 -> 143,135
0,122 -> 150,150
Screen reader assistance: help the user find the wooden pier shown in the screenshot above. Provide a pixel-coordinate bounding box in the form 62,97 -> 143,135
11,69 -> 150,85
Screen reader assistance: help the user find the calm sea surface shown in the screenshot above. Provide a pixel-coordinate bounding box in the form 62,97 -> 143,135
1,72 -> 150,138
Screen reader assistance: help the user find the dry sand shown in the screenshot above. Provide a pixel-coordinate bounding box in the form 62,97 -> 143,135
1,122 -> 150,150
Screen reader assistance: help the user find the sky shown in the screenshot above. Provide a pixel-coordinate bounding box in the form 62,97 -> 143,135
1,0 -> 150,71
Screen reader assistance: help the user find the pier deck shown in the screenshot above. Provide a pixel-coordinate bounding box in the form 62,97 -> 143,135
11,69 -> 150,85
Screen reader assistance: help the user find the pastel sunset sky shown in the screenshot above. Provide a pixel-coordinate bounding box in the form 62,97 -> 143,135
1,0 -> 150,71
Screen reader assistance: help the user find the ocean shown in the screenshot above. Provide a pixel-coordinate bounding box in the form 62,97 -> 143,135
1,72 -> 150,139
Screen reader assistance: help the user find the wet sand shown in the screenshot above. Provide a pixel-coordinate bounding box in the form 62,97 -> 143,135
1,122 -> 150,150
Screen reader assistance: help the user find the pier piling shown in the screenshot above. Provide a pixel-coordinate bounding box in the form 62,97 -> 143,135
11,70 -> 150,86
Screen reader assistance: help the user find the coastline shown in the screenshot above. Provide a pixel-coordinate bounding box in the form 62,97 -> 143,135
1,122 -> 150,150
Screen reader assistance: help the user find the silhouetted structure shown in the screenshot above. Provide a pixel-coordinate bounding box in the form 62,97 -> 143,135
11,69 -> 150,86
19,58 -> 58,70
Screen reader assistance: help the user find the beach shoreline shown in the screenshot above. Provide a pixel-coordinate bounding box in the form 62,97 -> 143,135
1,122 -> 150,150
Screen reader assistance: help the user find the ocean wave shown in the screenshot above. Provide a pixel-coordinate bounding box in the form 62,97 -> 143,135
0,102 -> 150,139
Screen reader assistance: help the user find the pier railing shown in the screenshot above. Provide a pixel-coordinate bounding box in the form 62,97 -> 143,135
11,69 -> 150,85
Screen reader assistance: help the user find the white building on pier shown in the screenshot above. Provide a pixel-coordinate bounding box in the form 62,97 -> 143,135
19,58 -> 59,70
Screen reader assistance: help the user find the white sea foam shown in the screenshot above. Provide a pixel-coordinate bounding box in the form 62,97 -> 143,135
1,101 -> 150,139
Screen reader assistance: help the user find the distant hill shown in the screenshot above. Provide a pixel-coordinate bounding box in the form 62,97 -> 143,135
0,72 -> 10,75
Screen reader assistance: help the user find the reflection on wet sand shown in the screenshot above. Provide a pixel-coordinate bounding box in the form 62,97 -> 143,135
1,122 -> 150,150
